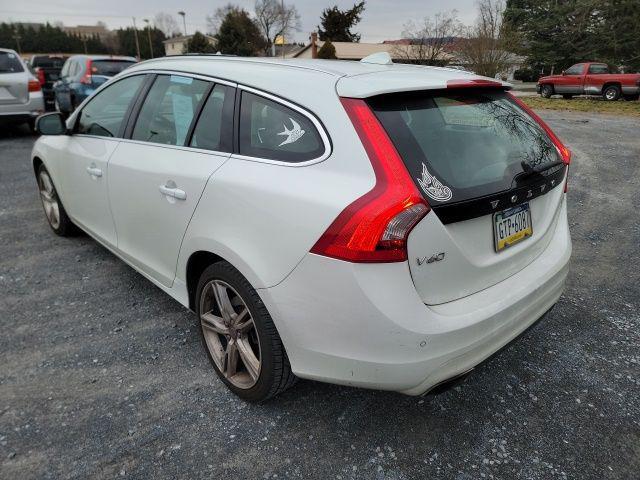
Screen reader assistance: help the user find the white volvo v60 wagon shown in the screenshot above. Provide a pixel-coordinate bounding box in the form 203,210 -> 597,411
32,54 -> 571,402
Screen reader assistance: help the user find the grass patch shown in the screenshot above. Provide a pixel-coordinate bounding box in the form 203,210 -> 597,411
520,96 -> 640,117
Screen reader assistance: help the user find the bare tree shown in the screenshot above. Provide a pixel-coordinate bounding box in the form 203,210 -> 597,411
206,4 -> 240,35
154,12 -> 181,38
456,0 -> 513,78
254,0 -> 301,56
395,11 -> 462,66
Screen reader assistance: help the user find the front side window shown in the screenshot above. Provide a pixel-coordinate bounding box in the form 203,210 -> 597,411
0,51 -> 24,73
239,91 -> 325,162
588,64 -> 609,75
564,64 -> 584,75
370,90 -> 562,204
190,84 -> 234,152
132,75 -> 209,146
76,75 -> 145,137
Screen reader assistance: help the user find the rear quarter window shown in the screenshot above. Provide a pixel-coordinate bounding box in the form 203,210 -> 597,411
0,52 -> 24,73
238,91 -> 326,163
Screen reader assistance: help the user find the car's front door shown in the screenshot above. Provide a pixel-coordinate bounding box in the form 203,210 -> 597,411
108,75 -> 235,287
61,74 -> 147,248
555,63 -> 586,94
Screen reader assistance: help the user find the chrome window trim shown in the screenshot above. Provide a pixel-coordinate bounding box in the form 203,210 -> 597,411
71,69 -> 332,167
232,84 -> 332,167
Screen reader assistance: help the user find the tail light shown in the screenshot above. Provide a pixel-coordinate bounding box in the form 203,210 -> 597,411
36,67 -> 46,86
510,93 -> 571,192
28,79 -> 41,93
310,98 -> 430,263
80,59 -> 93,85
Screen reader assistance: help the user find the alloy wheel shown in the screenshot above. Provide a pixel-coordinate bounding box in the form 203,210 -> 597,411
38,171 -> 61,230
199,280 -> 261,389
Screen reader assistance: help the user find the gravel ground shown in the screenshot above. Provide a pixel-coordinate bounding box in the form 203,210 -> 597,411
1,111 -> 638,480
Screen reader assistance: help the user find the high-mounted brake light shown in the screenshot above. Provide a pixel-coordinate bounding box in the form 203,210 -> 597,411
310,98 -> 430,263
28,79 -> 41,93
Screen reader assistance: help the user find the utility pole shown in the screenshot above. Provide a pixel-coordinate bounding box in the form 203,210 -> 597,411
143,19 -> 154,58
282,0 -> 285,59
132,17 -> 141,60
178,11 -> 188,53
13,35 -> 22,55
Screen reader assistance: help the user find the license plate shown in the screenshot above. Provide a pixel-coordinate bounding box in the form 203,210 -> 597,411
493,203 -> 533,252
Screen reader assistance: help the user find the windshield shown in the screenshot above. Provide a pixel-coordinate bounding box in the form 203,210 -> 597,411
369,90 -> 561,204
32,56 -> 67,68
91,60 -> 135,76
0,52 -> 24,73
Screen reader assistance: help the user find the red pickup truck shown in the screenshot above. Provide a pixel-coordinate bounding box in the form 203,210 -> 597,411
537,62 -> 640,101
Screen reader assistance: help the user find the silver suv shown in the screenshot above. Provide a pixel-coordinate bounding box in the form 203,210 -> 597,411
0,48 -> 45,131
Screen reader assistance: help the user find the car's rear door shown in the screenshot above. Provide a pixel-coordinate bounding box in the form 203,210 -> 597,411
369,89 -> 569,305
107,74 -> 235,287
0,51 -> 29,106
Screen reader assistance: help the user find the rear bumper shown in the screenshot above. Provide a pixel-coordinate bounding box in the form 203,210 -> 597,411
261,198 -> 571,395
0,93 -> 45,123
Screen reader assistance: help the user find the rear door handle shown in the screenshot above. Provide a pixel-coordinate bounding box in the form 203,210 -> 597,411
86,166 -> 102,177
159,183 -> 187,200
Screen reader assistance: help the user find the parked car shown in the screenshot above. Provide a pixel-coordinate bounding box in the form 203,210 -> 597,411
32,55 -> 572,402
52,55 -> 137,114
537,62 -> 640,101
28,54 -> 68,110
0,48 -> 44,130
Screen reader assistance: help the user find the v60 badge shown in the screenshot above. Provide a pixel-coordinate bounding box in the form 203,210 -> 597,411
416,252 -> 445,266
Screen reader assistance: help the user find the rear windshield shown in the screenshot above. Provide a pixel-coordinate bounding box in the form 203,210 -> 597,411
32,56 -> 67,68
370,90 -> 561,204
0,52 -> 24,73
91,60 -> 135,76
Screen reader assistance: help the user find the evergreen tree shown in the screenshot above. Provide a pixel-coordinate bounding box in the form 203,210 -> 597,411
215,8 -> 267,56
317,2 -> 365,42
184,31 -> 216,54
317,39 -> 337,59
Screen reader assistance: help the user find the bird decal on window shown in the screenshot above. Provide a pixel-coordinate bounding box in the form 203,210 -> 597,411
277,117 -> 305,147
417,163 -> 453,201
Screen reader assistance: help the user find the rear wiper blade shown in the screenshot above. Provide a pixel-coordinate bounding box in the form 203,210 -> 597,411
520,160 -> 564,176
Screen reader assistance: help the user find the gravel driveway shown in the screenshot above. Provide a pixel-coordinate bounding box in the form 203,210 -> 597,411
1,111 -> 638,479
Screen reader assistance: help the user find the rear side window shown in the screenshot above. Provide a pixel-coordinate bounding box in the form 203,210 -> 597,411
190,84 -> 234,152
238,91 -> 325,162
76,75 -> 145,137
0,52 -> 24,73
132,75 -> 209,146
91,60 -> 135,76
588,64 -> 609,74
370,91 -> 562,204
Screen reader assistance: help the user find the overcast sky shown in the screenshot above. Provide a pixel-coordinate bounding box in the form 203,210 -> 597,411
1,0 -> 480,43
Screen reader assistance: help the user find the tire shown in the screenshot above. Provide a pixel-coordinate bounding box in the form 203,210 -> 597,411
562,94 -> 573,100
27,119 -> 36,133
540,84 -> 553,98
36,164 -> 78,236
603,85 -> 621,101
195,261 -> 297,402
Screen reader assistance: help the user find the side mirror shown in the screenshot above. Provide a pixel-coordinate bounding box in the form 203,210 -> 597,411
35,112 -> 68,136
561,70 -> 566,76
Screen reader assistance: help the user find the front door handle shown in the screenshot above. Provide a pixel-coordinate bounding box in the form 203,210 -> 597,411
159,183 -> 187,201
86,166 -> 102,177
